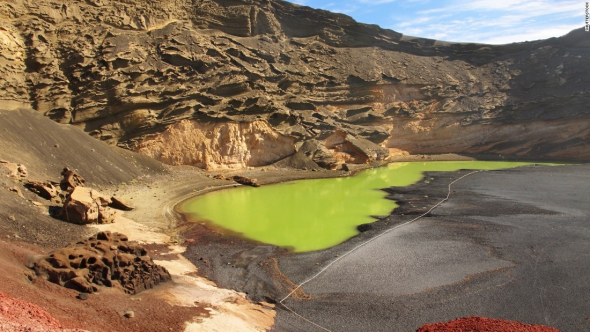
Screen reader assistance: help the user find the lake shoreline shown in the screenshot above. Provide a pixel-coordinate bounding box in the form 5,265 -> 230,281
164,158 -> 548,303
177,167 -> 491,303
111,156 -> 571,330
177,160 -> 546,253
272,163 -> 590,331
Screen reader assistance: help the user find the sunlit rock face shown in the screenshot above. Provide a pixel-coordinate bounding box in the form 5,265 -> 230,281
133,119 -> 296,170
1,0 -> 589,169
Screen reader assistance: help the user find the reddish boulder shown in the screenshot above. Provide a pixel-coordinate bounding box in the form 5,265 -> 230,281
416,316 -> 561,332
33,231 -> 171,295
25,180 -> 59,200
63,187 -> 115,224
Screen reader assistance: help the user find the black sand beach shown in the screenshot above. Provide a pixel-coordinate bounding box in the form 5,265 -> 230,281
270,164 -> 590,332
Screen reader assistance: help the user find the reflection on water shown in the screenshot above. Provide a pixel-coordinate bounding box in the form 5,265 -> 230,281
179,161 -> 541,252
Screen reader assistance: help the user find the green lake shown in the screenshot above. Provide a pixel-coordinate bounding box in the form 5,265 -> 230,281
178,161 -> 546,252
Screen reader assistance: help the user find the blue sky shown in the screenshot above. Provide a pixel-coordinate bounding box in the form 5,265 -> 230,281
286,0 -> 585,44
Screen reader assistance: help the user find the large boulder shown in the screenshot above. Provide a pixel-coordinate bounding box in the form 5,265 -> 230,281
298,140 -> 339,169
33,231 -> 171,294
346,137 -> 390,162
272,150 -> 323,171
63,187 -> 115,224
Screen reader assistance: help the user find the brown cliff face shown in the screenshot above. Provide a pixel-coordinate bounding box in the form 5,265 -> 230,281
134,119 -> 295,170
1,0 -> 589,169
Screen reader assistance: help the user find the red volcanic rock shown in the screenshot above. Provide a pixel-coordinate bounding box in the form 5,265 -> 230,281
60,167 -> 85,192
33,231 -> 171,295
417,317 -> 561,332
63,187 -> 115,224
0,291 -> 88,332
25,180 -> 59,200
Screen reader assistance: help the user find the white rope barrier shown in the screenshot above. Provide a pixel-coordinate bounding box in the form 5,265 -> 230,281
279,170 -> 482,331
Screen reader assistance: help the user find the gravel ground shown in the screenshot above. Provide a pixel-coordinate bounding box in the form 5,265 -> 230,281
273,164 -> 590,332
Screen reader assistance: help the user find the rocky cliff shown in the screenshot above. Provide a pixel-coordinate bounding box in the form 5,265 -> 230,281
1,0 -> 589,169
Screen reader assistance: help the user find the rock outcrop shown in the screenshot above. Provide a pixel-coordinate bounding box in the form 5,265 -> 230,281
24,180 -> 59,201
1,0 -> 589,168
63,187 -> 116,224
33,231 -> 171,294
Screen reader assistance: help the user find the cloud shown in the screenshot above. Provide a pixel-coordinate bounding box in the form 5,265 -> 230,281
311,1 -> 360,15
477,23 -> 582,44
397,16 -> 433,27
393,0 -> 582,43
288,0 -> 308,5
417,0 -> 580,18
286,0 -> 581,44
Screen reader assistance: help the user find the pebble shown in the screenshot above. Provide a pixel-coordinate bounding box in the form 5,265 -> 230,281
124,310 -> 135,318
77,293 -> 89,301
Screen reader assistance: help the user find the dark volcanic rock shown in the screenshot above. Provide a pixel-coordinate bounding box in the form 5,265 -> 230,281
232,175 -> 260,187
33,231 -> 171,295
356,223 -> 372,232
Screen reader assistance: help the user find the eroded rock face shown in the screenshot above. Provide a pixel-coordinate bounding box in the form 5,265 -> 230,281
1,0 -> 589,168
33,231 -> 171,294
0,22 -> 29,111
133,119 -> 296,170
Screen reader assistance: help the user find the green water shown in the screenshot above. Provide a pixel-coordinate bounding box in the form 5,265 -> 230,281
179,161 -> 544,252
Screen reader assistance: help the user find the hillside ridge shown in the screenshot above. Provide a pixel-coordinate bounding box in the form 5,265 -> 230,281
1,0 -> 589,169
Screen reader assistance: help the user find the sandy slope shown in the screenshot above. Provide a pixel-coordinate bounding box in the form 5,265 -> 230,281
0,108 -> 279,331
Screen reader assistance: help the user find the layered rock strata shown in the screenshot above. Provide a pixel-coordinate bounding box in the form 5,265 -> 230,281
134,119 -> 296,170
1,0 -> 589,169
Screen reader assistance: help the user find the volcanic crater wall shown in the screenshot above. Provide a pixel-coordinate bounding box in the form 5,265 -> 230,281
1,0 -> 589,169
134,119 -> 296,170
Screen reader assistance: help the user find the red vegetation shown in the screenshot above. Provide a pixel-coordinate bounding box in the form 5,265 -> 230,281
417,316 -> 561,332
